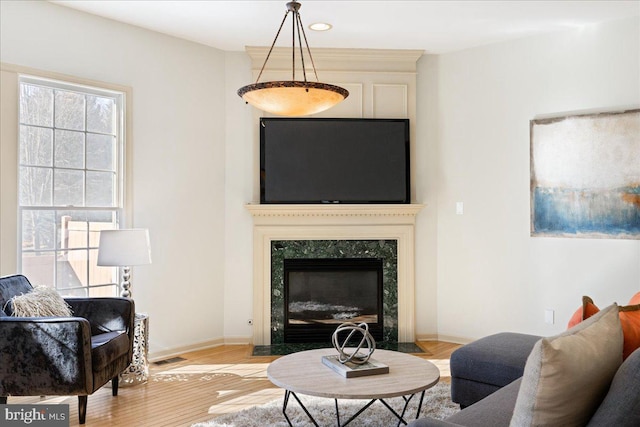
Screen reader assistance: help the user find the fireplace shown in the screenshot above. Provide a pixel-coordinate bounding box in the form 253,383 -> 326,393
246,203 -> 423,346
284,258 -> 384,343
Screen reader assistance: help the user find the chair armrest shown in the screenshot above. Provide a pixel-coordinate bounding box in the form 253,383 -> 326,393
0,317 -> 93,396
65,297 -> 135,335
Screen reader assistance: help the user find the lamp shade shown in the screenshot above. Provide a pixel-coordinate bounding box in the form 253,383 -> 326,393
97,229 -> 152,267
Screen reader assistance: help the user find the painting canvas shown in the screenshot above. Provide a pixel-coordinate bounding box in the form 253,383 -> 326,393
530,109 -> 640,239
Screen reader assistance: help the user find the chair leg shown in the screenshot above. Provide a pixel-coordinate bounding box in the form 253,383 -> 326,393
1,396 -> 7,404
112,375 -> 119,396
78,395 -> 87,424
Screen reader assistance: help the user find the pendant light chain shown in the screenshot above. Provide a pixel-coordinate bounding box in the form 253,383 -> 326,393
291,6 -> 296,81
256,9 -> 291,84
295,11 -> 309,88
297,11 -> 320,82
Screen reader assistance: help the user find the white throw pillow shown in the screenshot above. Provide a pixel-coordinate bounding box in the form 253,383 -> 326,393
9,286 -> 73,317
510,303 -> 623,427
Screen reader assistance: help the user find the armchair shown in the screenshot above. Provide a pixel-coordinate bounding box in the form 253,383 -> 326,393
0,274 -> 135,424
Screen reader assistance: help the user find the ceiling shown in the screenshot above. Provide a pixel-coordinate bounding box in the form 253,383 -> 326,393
51,1 -> 639,54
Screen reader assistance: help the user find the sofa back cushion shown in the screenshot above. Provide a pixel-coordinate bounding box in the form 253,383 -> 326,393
0,275 -> 34,315
510,304 -> 623,427
586,347 -> 640,427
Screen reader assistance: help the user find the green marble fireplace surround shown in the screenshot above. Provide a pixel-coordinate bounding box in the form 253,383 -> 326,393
270,239 -> 399,345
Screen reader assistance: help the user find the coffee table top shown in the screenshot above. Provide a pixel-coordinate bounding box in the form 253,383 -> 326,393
267,348 -> 440,400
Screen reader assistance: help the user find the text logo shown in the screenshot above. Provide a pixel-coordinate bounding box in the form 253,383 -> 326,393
1,404 -> 69,426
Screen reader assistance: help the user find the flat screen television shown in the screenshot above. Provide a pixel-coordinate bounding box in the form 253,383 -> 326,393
260,118 -> 410,204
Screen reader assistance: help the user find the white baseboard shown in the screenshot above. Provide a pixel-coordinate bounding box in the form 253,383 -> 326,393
149,338 -> 224,362
223,336 -> 252,345
148,336 -> 253,362
431,334 -> 475,345
415,333 -> 438,341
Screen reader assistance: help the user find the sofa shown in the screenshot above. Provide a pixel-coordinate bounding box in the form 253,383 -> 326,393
410,304 -> 640,427
0,274 -> 135,424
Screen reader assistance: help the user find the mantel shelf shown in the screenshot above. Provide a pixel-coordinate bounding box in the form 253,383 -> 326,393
245,203 -> 424,220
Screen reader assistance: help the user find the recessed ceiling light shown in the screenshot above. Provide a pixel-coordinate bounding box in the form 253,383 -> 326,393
309,22 -> 332,31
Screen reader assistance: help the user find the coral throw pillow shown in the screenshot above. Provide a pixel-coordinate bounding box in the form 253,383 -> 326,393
567,292 -> 640,360
567,296 -> 600,328
619,302 -> 640,360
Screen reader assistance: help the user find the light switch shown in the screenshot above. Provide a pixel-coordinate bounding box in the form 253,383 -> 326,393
545,309 -> 555,324
456,202 -> 464,215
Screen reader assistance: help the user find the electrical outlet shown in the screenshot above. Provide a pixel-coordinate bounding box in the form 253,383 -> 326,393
456,202 -> 464,215
247,319 -> 253,326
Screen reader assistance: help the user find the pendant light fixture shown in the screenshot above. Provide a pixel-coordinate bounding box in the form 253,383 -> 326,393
238,1 -> 349,116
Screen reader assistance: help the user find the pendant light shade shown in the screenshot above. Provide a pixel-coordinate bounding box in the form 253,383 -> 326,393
238,81 -> 348,117
238,1 -> 348,116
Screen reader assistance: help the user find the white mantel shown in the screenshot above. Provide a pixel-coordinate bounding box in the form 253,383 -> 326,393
246,203 -> 424,345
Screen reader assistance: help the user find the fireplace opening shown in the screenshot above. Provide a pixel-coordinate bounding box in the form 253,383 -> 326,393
283,258 -> 384,343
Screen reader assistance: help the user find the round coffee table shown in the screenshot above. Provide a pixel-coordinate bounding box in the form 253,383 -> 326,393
267,348 -> 440,426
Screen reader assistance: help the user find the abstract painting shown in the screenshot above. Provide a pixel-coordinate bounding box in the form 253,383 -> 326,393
530,109 -> 640,239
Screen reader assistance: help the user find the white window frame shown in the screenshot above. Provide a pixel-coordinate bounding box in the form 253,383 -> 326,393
17,74 -> 127,296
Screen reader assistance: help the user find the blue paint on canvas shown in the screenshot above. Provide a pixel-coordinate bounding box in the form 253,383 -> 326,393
533,186 -> 640,236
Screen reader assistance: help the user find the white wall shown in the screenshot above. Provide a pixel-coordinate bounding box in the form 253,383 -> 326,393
0,1 -> 228,357
223,52 -> 255,341
418,17 -> 640,342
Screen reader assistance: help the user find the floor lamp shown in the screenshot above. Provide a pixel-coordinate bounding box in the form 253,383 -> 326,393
97,228 -> 152,385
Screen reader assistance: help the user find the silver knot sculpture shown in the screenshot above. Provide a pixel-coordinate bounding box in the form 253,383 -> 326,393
331,322 -> 376,365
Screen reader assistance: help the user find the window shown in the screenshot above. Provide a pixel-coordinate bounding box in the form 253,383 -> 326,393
18,76 -> 125,296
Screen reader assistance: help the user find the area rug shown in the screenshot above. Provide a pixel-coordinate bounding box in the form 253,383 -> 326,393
193,382 -> 459,426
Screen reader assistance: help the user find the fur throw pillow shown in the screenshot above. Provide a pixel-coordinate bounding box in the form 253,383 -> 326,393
9,286 -> 73,317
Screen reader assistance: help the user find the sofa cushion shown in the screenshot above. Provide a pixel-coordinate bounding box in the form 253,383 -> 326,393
8,286 -> 73,317
91,331 -> 129,372
586,347 -> 640,427
510,304 -> 623,427
446,378 -> 521,427
451,332 -> 541,388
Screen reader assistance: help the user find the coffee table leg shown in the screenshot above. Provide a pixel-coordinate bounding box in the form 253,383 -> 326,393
282,390 -> 320,427
281,391 -> 425,427
338,399 -> 377,426
282,390 -> 293,427
379,398 -> 408,426
379,392 -> 424,427
415,390 -> 426,419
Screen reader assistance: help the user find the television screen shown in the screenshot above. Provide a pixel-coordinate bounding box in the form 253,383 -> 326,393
260,118 -> 410,204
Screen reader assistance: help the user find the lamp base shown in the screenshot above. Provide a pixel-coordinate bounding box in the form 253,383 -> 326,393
120,266 -> 132,298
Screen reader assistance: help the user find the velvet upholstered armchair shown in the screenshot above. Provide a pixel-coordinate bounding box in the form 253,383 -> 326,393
0,274 -> 135,424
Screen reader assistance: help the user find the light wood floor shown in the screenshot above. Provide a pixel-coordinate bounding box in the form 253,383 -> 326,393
9,341 -> 461,427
